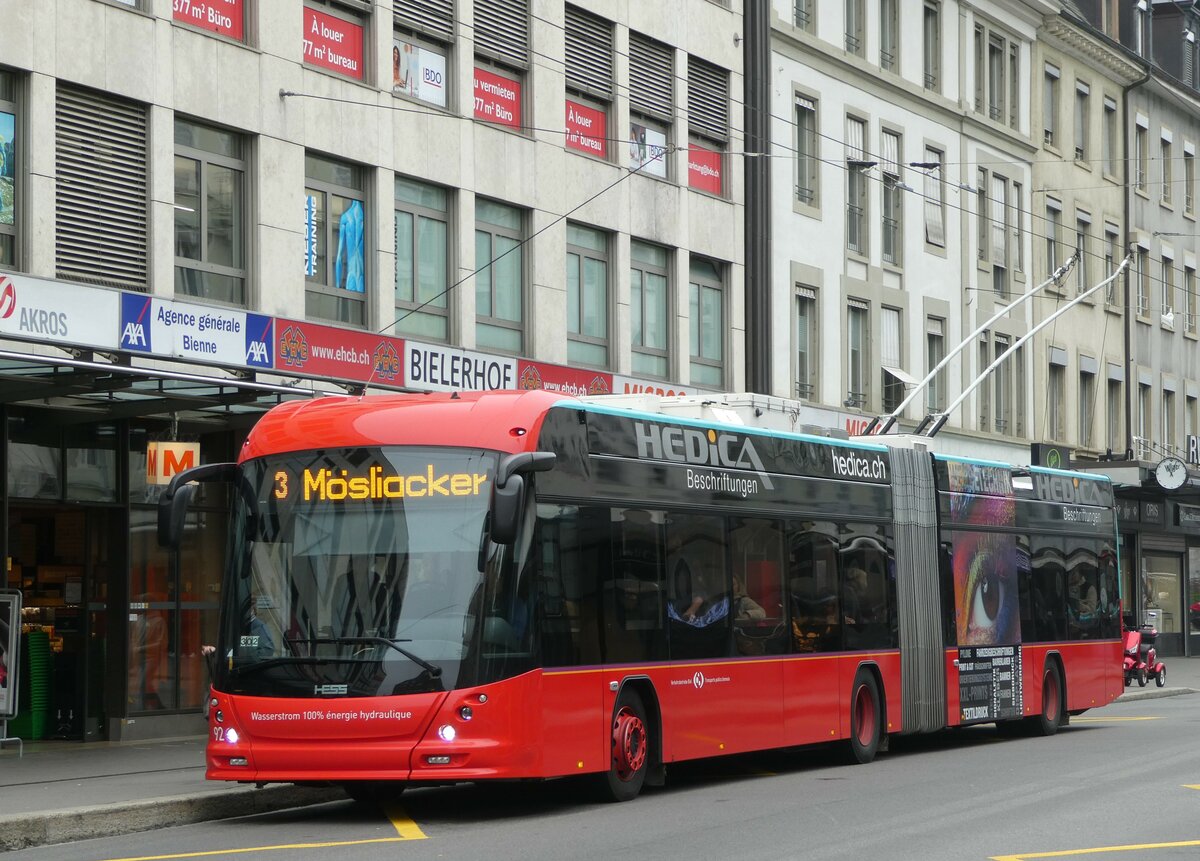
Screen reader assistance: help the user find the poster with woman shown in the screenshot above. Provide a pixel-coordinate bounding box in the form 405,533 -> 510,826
0,591 -> 20,717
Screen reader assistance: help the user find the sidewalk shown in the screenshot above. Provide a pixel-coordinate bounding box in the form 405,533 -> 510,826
1,658 -> 1197,852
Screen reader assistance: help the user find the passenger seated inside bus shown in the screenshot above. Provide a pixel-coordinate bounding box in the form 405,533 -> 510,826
668,558 -> 728,627
791,589 -> 841,653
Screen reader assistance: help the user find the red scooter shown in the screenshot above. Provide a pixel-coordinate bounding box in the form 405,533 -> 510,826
1123,615 -> 1166,688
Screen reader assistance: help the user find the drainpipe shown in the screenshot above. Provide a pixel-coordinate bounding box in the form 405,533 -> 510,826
1123,61 -> 1152,462
742,0 -> 771,394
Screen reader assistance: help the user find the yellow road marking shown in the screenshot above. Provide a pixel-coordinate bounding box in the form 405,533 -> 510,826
384,802 -> 428,839
992,839 -> 1200,860
1185,785 -> 1200,790
1071,716 -> 1162,722
97,838 -> 408,861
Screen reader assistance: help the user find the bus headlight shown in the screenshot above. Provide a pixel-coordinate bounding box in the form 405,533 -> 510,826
437,724 -> 456,742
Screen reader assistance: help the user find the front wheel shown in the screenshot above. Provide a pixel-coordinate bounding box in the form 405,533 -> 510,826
847,670 -> 882,764
1137,667 -> 1148,687
1035,662 -> 1063,737
1156,666 -> 1166,688
597,688 -> 650,802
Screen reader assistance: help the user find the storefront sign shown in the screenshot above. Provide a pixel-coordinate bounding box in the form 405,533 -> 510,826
517,360 -> 612,396
1116,498 -> 1140,525
404,340 -> 517,392
146,441 -> 201,486
611,375 -> 696,398
302,7 -> 364,80
629,122 -> 668,178
687,143 -> 723,195
393,39 -> 447,108
275,319 -> 404,386
172,0 -> 244,40
565,100 -> 606,157
474,67 -> 521,128
1176,504 -> 1200,528
1141,500 -> 1166,525
304,195 -> 317,276
1188,433 -> 1200,465
119,294 -> 274,370
0,273 -> 121,350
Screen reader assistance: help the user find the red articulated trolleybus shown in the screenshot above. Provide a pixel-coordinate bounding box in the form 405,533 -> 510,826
158,390 -> 1124,802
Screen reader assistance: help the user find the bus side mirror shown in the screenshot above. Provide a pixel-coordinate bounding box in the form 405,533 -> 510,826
156,462 -> 239,549
488,451 -> 555,546
489,474 -> 525,545
158,482 -> 197,549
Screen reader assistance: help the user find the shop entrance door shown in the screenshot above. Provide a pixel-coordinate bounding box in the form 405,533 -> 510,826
6,505 -> 120,740
1142,552 -> 1185,658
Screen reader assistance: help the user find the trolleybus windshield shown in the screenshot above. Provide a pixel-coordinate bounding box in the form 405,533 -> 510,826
215,446 -> 510,698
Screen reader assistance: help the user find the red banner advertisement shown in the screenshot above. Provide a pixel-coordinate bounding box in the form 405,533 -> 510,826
565,100 -> 607,157
302,7 -> 364,80
172,0 -> 244,40
517,360 -> 613,397
275,319 -> 404,386
687,144 -> 723,195
474,67 -> 522,128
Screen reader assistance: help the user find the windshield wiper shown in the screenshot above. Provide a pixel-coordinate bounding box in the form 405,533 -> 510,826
228,655 -> 367,677
287,636 -> 443,677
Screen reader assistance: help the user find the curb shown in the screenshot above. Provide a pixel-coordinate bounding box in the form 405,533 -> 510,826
0,785 -> 344,852
1116,686 -> 1198,703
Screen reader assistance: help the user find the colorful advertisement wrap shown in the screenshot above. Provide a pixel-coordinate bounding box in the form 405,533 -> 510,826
405,340 -> 518,392
302,7 -> 364,80
474,67 -> 521,128
565,100 -> 607,157
275,318 -> 404,386
172,0 -> 244,40
393,39 -> 447,108
687,143 -> 723,195
958,645 -> 1023,722
0,111 -> 13,226
119,293 -> 274,370
0,591 -> 18,717
629,122 -> 668,178
517,360 -> 611,396
945,462 -> 1020,647
0,273 -> 120,350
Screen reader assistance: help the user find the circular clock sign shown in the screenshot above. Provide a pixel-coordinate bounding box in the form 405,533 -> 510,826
1155,456 -> 1188,491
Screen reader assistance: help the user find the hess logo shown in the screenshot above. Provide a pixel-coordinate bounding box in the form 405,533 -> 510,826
0,277 -> 15,320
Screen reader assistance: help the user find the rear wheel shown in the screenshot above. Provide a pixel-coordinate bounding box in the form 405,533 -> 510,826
597,688 -> 650,802
1156,666 -> 1166,688
847,670 -> 882,764
1034,663 -> 1063,737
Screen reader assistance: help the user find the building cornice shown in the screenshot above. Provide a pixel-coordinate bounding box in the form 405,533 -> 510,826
1040,18 -> 1146,84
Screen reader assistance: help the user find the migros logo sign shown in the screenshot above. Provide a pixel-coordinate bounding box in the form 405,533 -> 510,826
633,422 -> 775,490
293,465 -> 489,501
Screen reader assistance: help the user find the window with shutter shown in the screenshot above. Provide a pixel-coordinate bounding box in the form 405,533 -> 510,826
687,56 -> 728,145
393,0 -> 453,42
630,34 -> 673,121
474,0 -> 528,69
55,83 -> 148,291
565,6 -> 613,100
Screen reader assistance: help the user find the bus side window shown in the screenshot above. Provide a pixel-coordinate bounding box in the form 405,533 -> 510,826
666,513 -> 731,660
730,517 -> 787,656
787,522 -> 841,653
602,508 -> 667,663
535,505 -> 603,667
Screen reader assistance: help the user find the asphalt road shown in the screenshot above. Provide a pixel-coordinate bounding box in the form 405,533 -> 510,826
7,694 -> 1199,861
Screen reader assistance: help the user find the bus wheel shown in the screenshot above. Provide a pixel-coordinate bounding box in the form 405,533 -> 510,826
847,671 -> 882,764
599,688 -> 649,802
1035,663 -> 1063,737
342,781 -> 404,805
